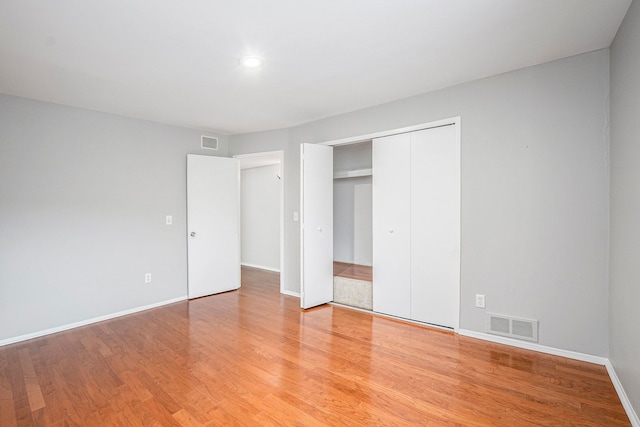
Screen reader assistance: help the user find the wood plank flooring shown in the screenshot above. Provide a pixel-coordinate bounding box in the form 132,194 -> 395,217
0,266 -> 629,426
333,261 -> 373,282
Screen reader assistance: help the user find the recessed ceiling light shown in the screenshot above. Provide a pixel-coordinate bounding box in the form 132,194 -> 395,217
239,56 -> 263,68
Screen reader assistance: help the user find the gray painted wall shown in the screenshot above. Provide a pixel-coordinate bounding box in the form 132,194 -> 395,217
610,0 -> 640,415
0,94 -> 228,342
241,164 -> 281,270
230,50 -> 611,357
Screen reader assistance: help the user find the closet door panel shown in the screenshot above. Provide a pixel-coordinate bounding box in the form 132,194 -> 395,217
373,133 -> 411,318
410,125 -> 460,328
300,143 -> 334,309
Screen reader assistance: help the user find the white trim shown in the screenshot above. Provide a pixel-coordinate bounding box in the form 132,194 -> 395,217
318,117 -> 461,147
458,329 -> 607,365
241,262 -> 280,273
234,150 -> 285,295
281,290 -> 300,298
278,152 -> 285,294
234,150 -> 283,160
454,118 -> 462,332
605,360 -> 640,427
299,144 -> 305,306
0,296 -> 187,347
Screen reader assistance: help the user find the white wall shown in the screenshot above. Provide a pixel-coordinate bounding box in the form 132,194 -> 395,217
241,164 -> 281,271
230,49 -> 611,357
610,0 -> 640,416
0,94 -> 228,342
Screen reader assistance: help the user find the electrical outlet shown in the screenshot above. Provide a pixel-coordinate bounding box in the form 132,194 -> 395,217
166,215 -> 172,225
475,294 -> 485,308
145,273 -> 152,283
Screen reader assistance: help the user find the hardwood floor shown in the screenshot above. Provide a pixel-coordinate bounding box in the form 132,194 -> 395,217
333,261 -> 373,282
0,266 -> 629,426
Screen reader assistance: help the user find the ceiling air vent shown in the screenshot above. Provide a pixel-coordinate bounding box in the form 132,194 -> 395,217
486,313 -> 538,342
201,135 -> 219,150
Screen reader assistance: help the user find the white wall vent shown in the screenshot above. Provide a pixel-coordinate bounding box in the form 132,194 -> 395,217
486,313 -> 538,342
201,135 -> 219,150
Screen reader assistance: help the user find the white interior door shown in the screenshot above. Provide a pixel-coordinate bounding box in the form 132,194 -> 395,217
410,125 -> 460,328
372,133 -> 411,318
187,154 -> 240,299
300,143 -> 333,309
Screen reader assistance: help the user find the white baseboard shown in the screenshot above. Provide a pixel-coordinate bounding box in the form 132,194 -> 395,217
458,329 -> 608,365
281,289 -> 300,298
0,296 -> 188,347
605,360 -> 640,427
241,262 -> 280,273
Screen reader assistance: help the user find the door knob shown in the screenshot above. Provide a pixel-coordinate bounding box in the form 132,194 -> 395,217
317,227 -> 322,232
389,229 -> 394,234
190,232 -> 197,237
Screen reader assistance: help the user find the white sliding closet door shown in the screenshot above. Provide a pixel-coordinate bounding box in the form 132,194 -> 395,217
410,125 -> 460,328
372,133 -> 411,318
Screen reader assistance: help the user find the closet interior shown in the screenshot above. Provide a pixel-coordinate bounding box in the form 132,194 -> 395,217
332,141 -> 373,310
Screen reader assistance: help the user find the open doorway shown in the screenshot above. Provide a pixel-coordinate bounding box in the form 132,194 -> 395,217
299,140 -> 374,309
235,151 -> 285,294
332,141 -> 373,310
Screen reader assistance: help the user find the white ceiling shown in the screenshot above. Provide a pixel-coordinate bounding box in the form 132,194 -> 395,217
0,0 -> 631,135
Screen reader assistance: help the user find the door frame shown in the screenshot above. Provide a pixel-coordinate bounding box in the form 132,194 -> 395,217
234,150 -> 286,294
314,116 -> 461,331
318,117 -> 460,148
